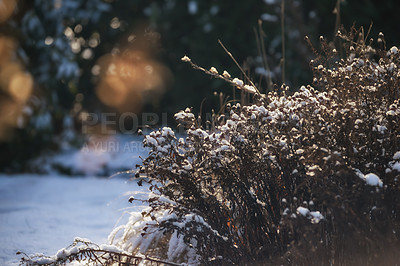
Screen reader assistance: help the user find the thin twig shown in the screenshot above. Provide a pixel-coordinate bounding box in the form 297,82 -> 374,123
333,0 -> 343,57
255,20 -> 273,91
364,21 -> 373,44
218,39 -> 258,90
333,0 -> 341,39
183,56 -> 263,96
254,26 -> 263,89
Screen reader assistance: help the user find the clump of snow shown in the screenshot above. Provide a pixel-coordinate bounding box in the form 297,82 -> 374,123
209,67 -> 218,74
31,256 -> 56,264
222,70 -> 231,78
364,173 -> 383,187
355,170 -> 383,187
310,211 -> 324,224
109,209 -> 202,265
243,85 -> 257,94
55,248 -> 70,259
161,127 -> 175,138
390,46 -> 398,55
174,109 -> 195,121
167,231 -> 192,262
99,244 -> 125,253
24,240 -> 128,265
296,207 -> 324,224
232,78 -> 243,87
392,162 -> 400,172
181,55 -> 191,62
390,151 -> 400,171
296,207 -> 309,217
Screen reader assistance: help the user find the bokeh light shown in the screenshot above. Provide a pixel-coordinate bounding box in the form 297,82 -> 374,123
0,35 -> 34,141
8,72 -> 34,103
0,0 -> 16,23
95,47 -> 171,113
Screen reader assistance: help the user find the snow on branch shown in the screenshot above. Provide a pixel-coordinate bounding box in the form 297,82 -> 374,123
18,238 -> 181,266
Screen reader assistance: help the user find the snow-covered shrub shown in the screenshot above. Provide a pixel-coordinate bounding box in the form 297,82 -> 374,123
21,27 -> 400,266
108,27 -> 400,265
107,27 -> 400,265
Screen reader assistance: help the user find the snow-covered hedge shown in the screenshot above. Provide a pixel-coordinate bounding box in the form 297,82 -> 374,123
106,27 -> 400,265
21,27 -> 400,266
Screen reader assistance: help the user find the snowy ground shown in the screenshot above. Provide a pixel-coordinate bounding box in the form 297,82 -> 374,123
0,135 -> 150,265
0,174 -> 149,265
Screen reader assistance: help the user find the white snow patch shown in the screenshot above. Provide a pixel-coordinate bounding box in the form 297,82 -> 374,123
390,46 -> 398,55
232,78 -> 244,87
181,55 -> 191,62
364,173 -> 383,187
0,174 -> 149,265
392,162 -> 400,172
296,207 -> 309,217
209,67 -> 218,74
296,207 -> 324,224
222,70 -> 231,78
243,85 -> 257,94
174,110 -> 195,121
355,170 -> 383,187
310,211 -> 324,224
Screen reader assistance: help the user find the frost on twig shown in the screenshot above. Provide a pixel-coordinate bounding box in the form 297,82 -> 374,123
18,238 -> 181,266
181,53 -> 262,96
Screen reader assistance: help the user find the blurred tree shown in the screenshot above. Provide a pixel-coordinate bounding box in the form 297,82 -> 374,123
0,0 -> 122,170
